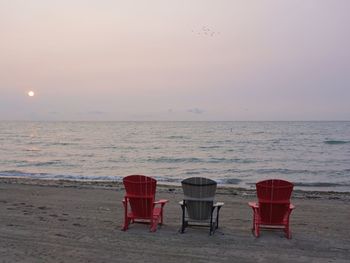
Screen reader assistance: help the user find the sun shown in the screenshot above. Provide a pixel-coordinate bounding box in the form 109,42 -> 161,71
28,91 -> 35,97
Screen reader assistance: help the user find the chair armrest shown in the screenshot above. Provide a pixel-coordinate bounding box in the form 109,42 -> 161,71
154,199 -> 168,205
248,202 -> 258,208
289,204 -> 295,210
214,202 -> 224,207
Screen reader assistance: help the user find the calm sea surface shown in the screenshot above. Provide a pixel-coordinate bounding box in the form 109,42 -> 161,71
0,121 -> 349,192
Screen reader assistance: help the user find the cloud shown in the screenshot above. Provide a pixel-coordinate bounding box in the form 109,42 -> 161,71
86,111 -> 106,115
187,108 -> 205,114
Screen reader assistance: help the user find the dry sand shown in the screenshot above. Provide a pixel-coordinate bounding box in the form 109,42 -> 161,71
0,178 -> 350,263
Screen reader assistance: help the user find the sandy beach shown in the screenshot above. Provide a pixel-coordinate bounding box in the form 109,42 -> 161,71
0,178 -> 349,263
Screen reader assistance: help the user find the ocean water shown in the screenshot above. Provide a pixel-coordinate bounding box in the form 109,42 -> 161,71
0,121 -> 349,192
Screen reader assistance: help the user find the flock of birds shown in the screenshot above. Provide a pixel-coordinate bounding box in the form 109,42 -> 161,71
192,26 -> 221,37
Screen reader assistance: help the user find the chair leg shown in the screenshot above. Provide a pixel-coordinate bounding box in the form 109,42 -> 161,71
122,199 -> 129,231
251,213 -> 256,236
285,213 -> 292,239
209,207 -> 215,235
150,217 -> 156,232
151,214 -> 162,232
122,217 -> 131,231
210,224 -> 214,235
209,221 -> 213,235
286,230 -> 292,239
251,210 -> 260,237
160,204 -> 165,225
285,224 -> 292,239
215,206 -> 222,229
180,202 -> 186,233
254,224 -> 260,237
160,210 -> 163,225
181,221 -> 188,233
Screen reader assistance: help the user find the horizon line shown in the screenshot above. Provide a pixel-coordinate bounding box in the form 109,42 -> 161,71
1,120 -> 349,122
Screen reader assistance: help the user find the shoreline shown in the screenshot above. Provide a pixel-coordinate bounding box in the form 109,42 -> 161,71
1,177 -> 350,201
1,173 -> 349,193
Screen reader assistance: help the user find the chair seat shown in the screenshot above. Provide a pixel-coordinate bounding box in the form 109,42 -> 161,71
127,207 -> 162,220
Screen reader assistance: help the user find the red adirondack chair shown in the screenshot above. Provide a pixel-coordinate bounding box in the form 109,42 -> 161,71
248,179 -> 295,239
122,175 -> 168,232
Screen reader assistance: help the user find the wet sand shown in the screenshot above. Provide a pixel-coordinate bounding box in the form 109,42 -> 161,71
0,178 -> 350,263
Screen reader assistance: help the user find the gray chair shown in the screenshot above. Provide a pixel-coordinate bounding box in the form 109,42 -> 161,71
179,177 -> 224,235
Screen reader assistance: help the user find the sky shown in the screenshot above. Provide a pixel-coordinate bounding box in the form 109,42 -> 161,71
0,0 -> 349,121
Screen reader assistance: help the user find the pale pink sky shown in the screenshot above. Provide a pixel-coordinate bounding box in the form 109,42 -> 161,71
1,0 -> 349,121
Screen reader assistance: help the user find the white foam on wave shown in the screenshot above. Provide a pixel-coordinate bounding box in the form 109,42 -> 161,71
0,170 -> 124,182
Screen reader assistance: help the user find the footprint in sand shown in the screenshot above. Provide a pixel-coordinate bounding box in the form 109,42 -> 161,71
7,224 -> 20,227
22,210 -> 33,215
49,214 -> 58,218
55,233 -> 67,238
38,206 -> 50,210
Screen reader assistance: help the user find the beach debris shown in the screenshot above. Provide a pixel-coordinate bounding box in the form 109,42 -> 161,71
55,233 -> 67,238
98,207 -> 111,211
38,206 -> 50,210
49,214 -> 59,217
